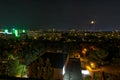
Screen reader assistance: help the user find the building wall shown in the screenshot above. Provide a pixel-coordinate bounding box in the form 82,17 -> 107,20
51,55 -> 69,80
52,68 -> 63,80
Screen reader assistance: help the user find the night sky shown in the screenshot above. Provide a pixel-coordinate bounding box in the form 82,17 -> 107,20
0,0 -> 120,31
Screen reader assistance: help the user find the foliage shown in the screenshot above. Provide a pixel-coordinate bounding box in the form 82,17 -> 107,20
1,50 -> 9,59
87,48 -> 109,66
27,57 -> 53,79
8,60 -> 26,77
22,41 -> 45,65
83,75 -> 92,80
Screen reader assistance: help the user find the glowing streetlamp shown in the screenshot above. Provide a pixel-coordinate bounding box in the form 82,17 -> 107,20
82,48 -> 87,55
83,48 -> 87,52
86,65 -> 92,71
90,62 -> 96,68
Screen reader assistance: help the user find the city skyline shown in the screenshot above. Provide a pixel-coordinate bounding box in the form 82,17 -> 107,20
0,0 -> 120,31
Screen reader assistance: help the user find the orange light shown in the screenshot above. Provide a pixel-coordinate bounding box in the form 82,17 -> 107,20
82,48 -> 87,54
83,48 -> 87,52
82,50 -> 86,54
86,66 -> 92,71
90,62 -> 95,68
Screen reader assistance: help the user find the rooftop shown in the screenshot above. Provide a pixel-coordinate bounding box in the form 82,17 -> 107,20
41,52 -> 68,68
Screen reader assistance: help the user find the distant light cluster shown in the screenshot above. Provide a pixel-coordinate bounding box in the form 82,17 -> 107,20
0,28 -> 26,37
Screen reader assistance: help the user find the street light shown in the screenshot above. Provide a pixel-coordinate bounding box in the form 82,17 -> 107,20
90,62 -> 96,69
82,48 -> 87,55
86,65 -> 92,71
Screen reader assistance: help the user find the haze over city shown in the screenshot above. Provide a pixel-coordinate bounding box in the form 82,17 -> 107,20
0,0 -> 120,31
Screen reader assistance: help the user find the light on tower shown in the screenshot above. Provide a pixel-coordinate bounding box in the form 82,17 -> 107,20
90,20 -> 95,24
15,30 -> 19,37
12,28 -> 15,34
22,29 -> 25,33
4,29 -> 8,34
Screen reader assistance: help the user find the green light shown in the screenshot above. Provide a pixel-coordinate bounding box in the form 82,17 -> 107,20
12,28 -> 15,34
15,30 -> 19,37
4,29 -> 8,33
12,28 -> 15,30
22,29 -> 25,33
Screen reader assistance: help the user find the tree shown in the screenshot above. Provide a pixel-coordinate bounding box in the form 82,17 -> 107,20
43,58 -> 52,80
83,75 -> 92,80
8,60 -> 26,77
37,57 -> 44,78
1,50 -> 9,60
87,48 -> 109,66
27,57 -> 53,79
